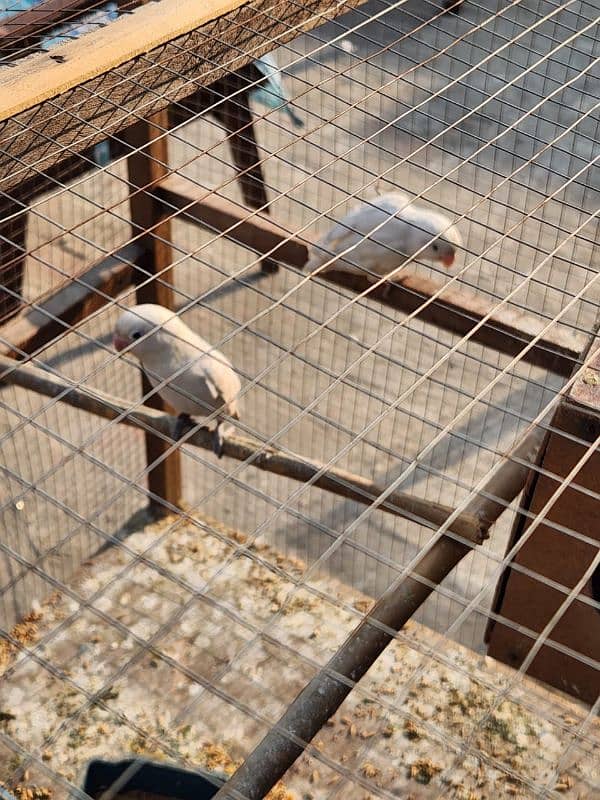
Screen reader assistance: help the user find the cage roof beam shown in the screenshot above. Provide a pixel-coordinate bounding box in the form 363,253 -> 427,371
0,0 -> 364,193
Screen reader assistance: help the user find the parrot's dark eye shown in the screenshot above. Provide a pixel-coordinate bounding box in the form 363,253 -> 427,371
132,331 -> 142,340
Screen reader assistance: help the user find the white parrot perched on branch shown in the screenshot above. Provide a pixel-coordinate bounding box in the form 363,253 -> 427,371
305,192 -> 462,281
113,304 -> 241,458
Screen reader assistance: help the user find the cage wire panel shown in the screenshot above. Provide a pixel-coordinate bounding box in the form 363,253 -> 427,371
0,0 -> 599,799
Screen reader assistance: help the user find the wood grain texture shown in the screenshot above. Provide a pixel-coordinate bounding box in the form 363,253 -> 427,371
0,0 -> 245,117
0,0 -> 361,194
125,111 -> 183,516
157,177 -> 585,377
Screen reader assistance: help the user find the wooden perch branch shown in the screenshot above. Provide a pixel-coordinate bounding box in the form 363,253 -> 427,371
0,353 -> 487,543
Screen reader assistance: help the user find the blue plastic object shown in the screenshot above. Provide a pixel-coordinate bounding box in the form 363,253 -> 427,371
1,0 -> 117,167
82,758 -> 225,799
251,53 -> 304,129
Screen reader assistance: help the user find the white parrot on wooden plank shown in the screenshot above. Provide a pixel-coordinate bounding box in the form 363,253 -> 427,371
305,192 -> 462,281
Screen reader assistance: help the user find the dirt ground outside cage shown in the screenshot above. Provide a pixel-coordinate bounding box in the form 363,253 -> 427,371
1,0 -> 599,657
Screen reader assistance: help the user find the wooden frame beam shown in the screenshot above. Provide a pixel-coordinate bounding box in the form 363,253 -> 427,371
0,0 -> 364,194
124,111 -> 182,516
157,176 -> 585,378
0,243 -> 141,357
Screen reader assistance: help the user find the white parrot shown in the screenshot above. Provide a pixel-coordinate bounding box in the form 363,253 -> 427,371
305,192 -> 462,281
113,304 -> 241,458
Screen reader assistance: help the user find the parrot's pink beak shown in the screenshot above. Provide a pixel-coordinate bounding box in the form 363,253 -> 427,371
113,335 -> 130,352
441,252 -> 455,268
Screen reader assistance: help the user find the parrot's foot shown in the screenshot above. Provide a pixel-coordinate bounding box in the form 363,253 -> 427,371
173,413 -> 193,440
212,423 -> 225,459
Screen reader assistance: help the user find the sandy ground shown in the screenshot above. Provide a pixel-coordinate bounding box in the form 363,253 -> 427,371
1,512 -> 598,800
1,0 -> 599,656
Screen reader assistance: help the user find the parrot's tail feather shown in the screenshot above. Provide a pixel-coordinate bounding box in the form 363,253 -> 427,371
286,106 -> 304,129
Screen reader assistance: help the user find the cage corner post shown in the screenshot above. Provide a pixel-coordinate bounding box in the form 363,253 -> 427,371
487,360 -> 600,705
124,109 -> 183,518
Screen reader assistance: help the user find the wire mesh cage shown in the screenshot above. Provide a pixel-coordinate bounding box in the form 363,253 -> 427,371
0,0 -> 599,799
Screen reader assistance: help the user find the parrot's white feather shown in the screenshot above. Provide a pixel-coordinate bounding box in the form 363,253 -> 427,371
305,192 -> 462,277
114,304 -> 241,422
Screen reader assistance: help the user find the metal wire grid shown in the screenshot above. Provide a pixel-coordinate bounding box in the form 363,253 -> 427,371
0,0 -> 599,798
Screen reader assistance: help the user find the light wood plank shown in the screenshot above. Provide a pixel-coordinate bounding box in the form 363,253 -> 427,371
0,0 -> 247,121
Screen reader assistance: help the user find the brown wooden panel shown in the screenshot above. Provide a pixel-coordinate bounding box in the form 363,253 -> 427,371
487,399 -> 600,705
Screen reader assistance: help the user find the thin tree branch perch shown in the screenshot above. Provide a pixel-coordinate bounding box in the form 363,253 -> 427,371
0,353 -> 487,542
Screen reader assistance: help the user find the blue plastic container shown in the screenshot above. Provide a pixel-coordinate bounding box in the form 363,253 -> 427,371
82,758 -> 225,799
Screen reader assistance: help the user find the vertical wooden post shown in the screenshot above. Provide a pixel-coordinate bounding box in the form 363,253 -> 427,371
0,196 -> 26,323
124,111 -> 182,517
173,65 -> 278,274
212,67 -> 278,274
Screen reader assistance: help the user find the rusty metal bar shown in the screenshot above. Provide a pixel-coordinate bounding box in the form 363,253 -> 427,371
156,178 -> 584,378
210,425 -> 546,800
124,111 -> 182,517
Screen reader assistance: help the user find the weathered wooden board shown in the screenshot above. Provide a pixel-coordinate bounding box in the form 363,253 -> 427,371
0,0 -> 363,194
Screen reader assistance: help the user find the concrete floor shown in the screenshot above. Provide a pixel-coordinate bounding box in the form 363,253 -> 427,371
1,0 -> 599,653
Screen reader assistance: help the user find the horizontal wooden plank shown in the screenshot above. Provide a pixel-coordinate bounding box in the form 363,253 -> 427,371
0,242 -> 142,357
157,176 -> 585,378
0,0 -> 362,194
